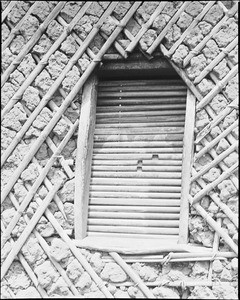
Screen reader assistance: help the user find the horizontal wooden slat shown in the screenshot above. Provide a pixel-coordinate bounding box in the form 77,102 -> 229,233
98,79 -> 184,87
92,153 -> 183,160
91,171 -> 182,179
94,134 -> 184,141
92,159 -> 183,165
88,205 -> 180,213
88,212 -> 179,220
93,141 -> 183,148
98,90 -> 187,98
95,121 -> 185,127
89,191 -> 181,198
88,219 -> 179,227
98,83 -> 186,91
97,97 -> 186,106
95,116 -> 185,124
96,110 -> 186,118
87,225 -> 179,235
92,147 -> 183,153
94,127 -> 184,134
91,178 -> 182,186
96,103 -> 186,112
89,185 -> 181,192
87,232 -> 179,240
89,198 -> 181,206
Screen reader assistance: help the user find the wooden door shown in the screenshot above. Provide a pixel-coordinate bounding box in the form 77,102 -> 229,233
86,79 -> 189,243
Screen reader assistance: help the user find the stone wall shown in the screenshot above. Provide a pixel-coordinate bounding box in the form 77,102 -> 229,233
1,1 -> 238,299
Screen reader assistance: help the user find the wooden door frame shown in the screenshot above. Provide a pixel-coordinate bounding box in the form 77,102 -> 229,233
74,63 -> 196,244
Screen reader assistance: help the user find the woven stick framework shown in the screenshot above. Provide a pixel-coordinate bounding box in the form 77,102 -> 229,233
1,1 -> 238,298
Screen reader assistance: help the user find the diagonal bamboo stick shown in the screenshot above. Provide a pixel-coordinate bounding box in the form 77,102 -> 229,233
1,120 -> 78,248
33,200 -> 113,298
191,202 -> 238,254
1,1 -> 142,203
195,98 -> 238,144
1,2 -> 66,87
146,2 -> 190,54
1,181 -> 62,280
183,3 -> 238,67
110,252 -> 155,298
1,1 -> 18,22
126,1 -> 168,53
1,1 -> 92,117
194,37 -> 238,84
1,221 -> 48,298
192,162 -> 238,204
196,64 -> 238,110
194,119 -> 238,160
1,2 -> 119,166
191,142 -> 238,182
166,1 -> 216,57
2,1 -> 39,50
160,44 -> 203,101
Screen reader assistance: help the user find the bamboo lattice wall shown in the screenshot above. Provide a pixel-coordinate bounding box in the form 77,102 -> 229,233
1,1 -> 238,298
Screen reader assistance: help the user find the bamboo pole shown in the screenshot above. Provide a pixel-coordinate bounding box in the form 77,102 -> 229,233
1,2 -> 118,166
167,1 -> 216,56
160,44 -> 203,101
1,2 -> 66,86
100,31 -> 128,59
74,240 -> 213,254
37,204 -> 113,298
195,99 -> 238,144
1,1 -> 18,21
191,142 -> 238,182
2,1 -> 40,50
1,181 -> 62,279
1,1 -> 92,118
1,2 -> 141,198
1,221 -> 48,298
110,252 -> 155,298
196,65 -> 238,110
194,37 -> 238,84
146,2 -> 189,54
194,119 -> 238,160
126,1 -> 167,53
1,120 -> 78,247
192,162 -> 238,204
191,168 -> 238,228
183,3 -> 238,67
190,202 -> 238,254
179,90 -> 196,244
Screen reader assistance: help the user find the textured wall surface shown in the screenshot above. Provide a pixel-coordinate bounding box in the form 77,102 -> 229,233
1,1 -> 238,298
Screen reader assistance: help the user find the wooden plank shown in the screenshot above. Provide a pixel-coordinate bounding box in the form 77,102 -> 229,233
96,110 -> 186,118
97,97 -> 186,106
92,159 -> 183,165
95,121 -> 185,128
89,185 -> 181,193
74,75 -> 98,239
95,116 -> 186,124
88,219 -> 179,227
93,141 -> 184,148
98,90 -> 187,98
94,127 -> 184,134
87,225 -> 179,235
98,79 -> 184,87
92,153 -> 183,160
91,171 -> 182,179
98,84 -> 186,91
88,211 -> 179,220
92,164 -> 183,171
89,205 -> 180,213
92,147 -> 183,153
96,103 -> 186,112
94,133 -> 184,141
89,198 -> 181,206
89,191 -> 181,199
178,90 -> 196,244
91,178 -> 182,186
